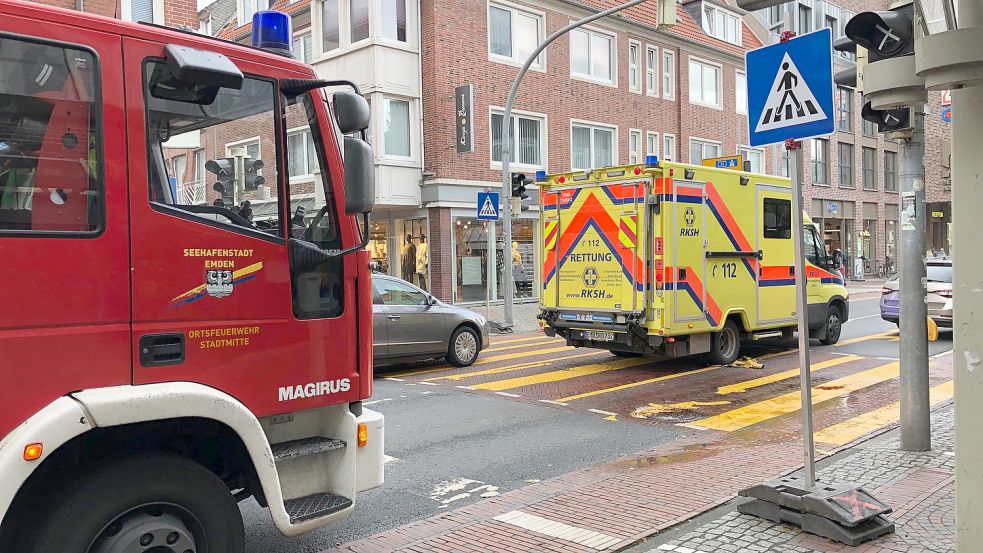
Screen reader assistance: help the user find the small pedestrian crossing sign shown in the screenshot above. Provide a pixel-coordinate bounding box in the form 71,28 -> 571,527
477,191 -> 500,221
747,28 -> 834,147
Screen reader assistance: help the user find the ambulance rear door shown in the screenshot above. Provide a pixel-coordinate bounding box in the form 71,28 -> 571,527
551,180 -> 645,315
670,180 -> 708,325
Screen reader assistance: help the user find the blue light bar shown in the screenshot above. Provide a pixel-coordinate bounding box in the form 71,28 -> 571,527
645,155 -> 659,168
535,170 -> 547,182
252,11 -> 292,56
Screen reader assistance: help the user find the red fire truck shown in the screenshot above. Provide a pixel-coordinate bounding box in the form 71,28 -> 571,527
0,3 -> 384,551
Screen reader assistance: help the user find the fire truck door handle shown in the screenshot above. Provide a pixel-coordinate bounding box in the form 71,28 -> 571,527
139,333 -> 186,367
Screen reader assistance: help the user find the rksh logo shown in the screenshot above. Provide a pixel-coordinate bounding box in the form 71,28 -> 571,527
278,378 -> 351,402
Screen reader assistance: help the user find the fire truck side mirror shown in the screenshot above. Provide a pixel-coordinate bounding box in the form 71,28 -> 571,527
343,137 -> 375,215
164,44 -> 243,90
334,91 -> 371,135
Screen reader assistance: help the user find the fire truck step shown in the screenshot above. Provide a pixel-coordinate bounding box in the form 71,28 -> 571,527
284,492 -> 353,524
750,331 -> 784,340
271,437 -> 347,461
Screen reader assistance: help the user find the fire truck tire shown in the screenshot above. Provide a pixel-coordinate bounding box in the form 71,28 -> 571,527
447,326 -> 481,367
24,452 -> 244,553
819,304 -> 843,345
707,320 -> 741,366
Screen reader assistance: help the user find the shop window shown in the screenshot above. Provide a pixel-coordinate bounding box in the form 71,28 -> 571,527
0,39 -> 102,234
763,198 -> 791,239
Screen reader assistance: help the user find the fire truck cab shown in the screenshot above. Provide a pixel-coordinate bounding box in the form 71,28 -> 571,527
0,3 -> 383,551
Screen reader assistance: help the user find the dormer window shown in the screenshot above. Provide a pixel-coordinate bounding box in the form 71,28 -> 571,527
701,3 -> 741,46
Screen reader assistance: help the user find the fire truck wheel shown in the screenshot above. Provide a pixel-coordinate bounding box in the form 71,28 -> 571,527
25,453 -> 244,553
820,304 -> 843,345
707,320 -> 741,366
447,326 -> 481,367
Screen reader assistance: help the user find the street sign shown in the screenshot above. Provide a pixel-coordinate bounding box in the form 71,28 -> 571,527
747,28 -> 835,147
702,155 -> 743,169
477,191 -> 500,221
941,106 -> 952,123
941,89 -> 951,106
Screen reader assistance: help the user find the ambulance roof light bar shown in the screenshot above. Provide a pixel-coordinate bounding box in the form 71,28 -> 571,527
535,170 -> 547,182
645,155 -> 659,168
252,11 -> 293,57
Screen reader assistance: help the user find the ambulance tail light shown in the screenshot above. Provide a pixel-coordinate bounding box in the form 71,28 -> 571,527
252,11 -> 293,57
556,176 -> 566,184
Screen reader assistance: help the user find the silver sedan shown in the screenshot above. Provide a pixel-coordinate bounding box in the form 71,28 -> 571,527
372,274 -> 491,367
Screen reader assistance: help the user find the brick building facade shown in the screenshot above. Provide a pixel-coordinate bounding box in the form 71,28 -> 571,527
28,0 -> 198,28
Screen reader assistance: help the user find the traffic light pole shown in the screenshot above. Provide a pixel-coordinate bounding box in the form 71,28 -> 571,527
896,108 -> 931,451
499,0 -> 649,329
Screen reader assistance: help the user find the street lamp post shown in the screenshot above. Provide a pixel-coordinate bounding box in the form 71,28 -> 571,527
499,0 -> 652,330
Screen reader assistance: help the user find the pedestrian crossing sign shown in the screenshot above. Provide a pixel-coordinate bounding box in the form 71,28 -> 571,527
477,191 -> 500,221
746,28 -> 834,147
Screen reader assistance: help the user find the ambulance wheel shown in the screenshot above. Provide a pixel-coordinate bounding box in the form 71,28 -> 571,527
708,321 -> 741,366
820,305 -> 843,345
26,453 -> 244,553
447,326 -> 481,367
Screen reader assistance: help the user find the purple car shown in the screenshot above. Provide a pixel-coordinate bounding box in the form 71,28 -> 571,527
880,259 -> 953,327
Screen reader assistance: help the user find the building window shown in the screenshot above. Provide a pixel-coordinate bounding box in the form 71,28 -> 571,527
739,147 -> 764,173
571,122 -> 615,169
862,146 -> 877,190
384,98 -> 411,157
884,151 -> 898,191
238,0 -> 269,28
322,0 -> 340,52
811,138 -> 829,184
825,15 -> 838,33
736,71 -> 747,115
769,5 -> 784,25
863,118 -> 877,137
690,138 -> 721,164
126,0 -> 163,24
662,50 -> 675,100
798,4 -> 812,35
689,58 -> 721,108
293,33 -> 313,63
381,0 -> 408,42
646,132 -> 659,158
628,41 -> 641,92
199,15 -> 212,35
837,87 -> 853,132
780,147 -> 789,177
287,128 -> 317,178
570,27 -> 614,83
629,129 -> 642,164
491,111 -> 544,167
838,143 -> 854,187
489,3 -> 543,67
350,0 -> 370,43
702,3 -> 742,45
663,133 -> 676,162
646,46 -> 658,96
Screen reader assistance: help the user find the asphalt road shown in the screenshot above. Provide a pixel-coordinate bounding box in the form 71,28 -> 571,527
242,296 -> 952,552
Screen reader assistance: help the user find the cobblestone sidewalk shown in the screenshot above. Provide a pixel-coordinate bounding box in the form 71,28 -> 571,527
648,407 -> 955,553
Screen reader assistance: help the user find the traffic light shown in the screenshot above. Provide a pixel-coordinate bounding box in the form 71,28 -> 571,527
206,158 -> 235,200
243,158 -> 264,191
842,3 -> 922,133
510,173 -> 530,214
832,37 -> 862,90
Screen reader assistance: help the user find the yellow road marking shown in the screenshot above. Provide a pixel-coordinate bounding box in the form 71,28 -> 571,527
426,352 -> 602,381
474,346 -> 575,365
689,360 -> 901,432
470,356 -> 653,391
492,335 -> 554,345
716,355 -> 864,395
557,365 -> 724,402
835,330 -> 897,346
483,338 -> 562,354
815,380 -> 954,445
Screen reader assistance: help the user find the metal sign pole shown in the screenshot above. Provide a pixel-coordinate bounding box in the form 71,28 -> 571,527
789,143 -> 816,486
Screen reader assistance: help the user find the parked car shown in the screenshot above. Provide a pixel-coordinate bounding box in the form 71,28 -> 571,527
372,274 -> 491,367
880,259 -> 953,327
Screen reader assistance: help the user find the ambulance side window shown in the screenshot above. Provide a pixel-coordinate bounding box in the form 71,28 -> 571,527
0,36 -> 102,234
143,60 -> 283,239
763,198 -> 791,239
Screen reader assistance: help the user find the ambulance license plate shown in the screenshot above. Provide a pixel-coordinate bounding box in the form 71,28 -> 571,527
585,330 -> 615,342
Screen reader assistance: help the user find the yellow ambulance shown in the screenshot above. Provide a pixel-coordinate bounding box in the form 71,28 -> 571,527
537,158 -> 848,364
